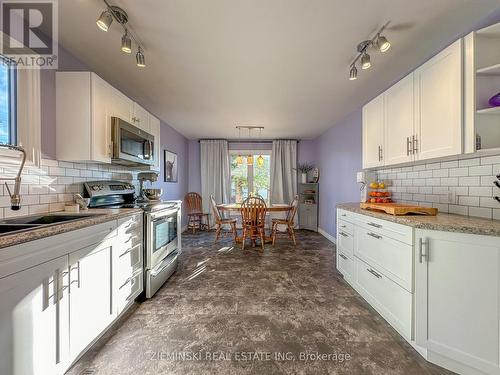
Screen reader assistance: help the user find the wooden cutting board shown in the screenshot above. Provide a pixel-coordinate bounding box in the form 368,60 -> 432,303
360,202 -> 438,216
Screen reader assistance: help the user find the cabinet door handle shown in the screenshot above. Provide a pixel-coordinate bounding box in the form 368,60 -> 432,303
367,222 -> 381,228
367,268 -> 382,278
340,225 -> 346,228
340,232 -> 348,237
419,238 -> 428,263
339,254 -> 348,260
413,135 -> 418,154
341,214 -> 346,217
407,137 -> 411,156
367,232 -> 382,239
70,261 -> 81,288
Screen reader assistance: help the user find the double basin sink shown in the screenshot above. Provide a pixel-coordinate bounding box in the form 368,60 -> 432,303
0,214 -> 103,236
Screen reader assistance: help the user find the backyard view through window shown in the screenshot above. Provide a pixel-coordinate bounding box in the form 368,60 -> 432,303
0,58 -> 15,144
230,153 -> 271,203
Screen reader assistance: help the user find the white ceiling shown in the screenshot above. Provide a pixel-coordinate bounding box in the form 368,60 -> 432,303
59,0 -> 500,140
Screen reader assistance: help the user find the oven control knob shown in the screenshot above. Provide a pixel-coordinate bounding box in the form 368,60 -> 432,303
91,185 -> 100,191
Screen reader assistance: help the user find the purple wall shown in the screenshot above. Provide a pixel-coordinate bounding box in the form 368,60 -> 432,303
297,140 -> 316,165
315,110 -> 362,237
159,123 -> 189,202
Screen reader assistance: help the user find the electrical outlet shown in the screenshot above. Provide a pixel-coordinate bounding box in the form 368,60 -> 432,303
447,190 -> 457,204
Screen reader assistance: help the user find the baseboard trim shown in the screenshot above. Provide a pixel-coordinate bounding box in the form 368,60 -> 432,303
318,227 -> 336,244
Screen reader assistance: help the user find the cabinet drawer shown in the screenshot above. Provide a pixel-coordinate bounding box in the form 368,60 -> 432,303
338,219 -> 354,235
337,209 -> 355,223
337,230 -> 354,257
355,257 -> 412,341
355,215 -> 413,245
116,270 -> 143,314
337,252 -> 353,282
354,226 -> 413,291
116,243 -> 142,274
118,214 -> 143,233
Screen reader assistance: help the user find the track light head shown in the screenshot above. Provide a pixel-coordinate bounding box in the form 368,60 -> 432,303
349,65 -> 358,80
361,52 -> 371,70
377,35 -> 391,52
96,10 -> 113,31
121,31 -> 132,53
136,47 -> 146,67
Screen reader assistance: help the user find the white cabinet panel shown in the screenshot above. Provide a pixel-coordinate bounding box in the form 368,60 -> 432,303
384,73 -> 415,165
108,86 -> 133,126
149,114 -> 161,172
337,229 -> 354,257
69,242 -> 113,360
337,252 -> 353,283
362,94 -> 385,168
415,229 -> 500,375
415,39 -> 463,160
132,103 -> 150,132
0,255 -> 69,375
91,74 -> 112,163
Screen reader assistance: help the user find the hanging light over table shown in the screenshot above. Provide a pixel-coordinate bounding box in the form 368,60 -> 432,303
257,155 -> 265,167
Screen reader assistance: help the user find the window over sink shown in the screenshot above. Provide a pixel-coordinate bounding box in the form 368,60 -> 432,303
0,56 -> 16,145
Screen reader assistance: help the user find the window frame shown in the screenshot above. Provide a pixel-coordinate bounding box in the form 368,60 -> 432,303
0,55 -> 17,145
229,149 -> 272,203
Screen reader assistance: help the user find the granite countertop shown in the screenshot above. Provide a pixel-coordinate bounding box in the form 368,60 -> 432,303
0,208 -> 143,249
337,202 -> 500,237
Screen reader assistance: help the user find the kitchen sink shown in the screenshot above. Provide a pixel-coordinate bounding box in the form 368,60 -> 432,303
0,214 -> 103,226
0,224 -> 43,235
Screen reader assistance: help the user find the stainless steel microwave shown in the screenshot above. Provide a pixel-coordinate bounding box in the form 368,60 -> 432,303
111,117 -> 155,166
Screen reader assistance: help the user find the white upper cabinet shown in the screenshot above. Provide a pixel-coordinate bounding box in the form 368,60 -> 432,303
384,73 -> 415,165
56,72 -> 162,165
148,114 -> 161,171
362,94 -> 385,169
132,103 -> 150,132
362,38 -> 464,168
415,39 -> 463,160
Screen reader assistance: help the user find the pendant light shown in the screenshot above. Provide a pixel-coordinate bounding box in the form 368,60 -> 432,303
121,30 -> 132,53
256,128 -> 264,167
247,155 -> 253,165
236,127 -> 243,165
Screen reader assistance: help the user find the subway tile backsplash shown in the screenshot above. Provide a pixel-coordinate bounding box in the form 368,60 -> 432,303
0,158 -> 142,219
376,154 -> 500,220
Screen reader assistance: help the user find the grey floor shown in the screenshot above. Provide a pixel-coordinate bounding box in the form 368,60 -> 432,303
67,230 -> 454,375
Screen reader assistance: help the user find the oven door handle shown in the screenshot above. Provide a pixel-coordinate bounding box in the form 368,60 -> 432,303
151,252 -> 178,277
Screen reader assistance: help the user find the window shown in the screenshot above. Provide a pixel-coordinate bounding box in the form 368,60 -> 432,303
230,151 -> 271,203
0,57 -> 16,144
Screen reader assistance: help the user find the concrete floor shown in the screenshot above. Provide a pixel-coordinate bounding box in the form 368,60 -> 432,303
67,230 -> 453,375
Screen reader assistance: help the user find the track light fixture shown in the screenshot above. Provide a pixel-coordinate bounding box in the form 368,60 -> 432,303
96,1 -> 147,68
349,65 -> 357,80
136,47 -> 146,67
121,31 -> 132,53
349,22 -> 391,80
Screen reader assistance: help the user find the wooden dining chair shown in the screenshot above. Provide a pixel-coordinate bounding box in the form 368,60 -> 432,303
184,192 -> 210,234
210,195 -> 237,243
271,195 -> 299,246
240,196 -> 267,250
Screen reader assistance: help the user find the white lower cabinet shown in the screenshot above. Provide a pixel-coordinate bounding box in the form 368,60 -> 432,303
0,215 -> 144,375
69,242 -> 114,360
0,255 -> 70,375
415,229 -> 500,375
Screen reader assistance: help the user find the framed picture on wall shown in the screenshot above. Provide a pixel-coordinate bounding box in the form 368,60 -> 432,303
164,150 -> 178,182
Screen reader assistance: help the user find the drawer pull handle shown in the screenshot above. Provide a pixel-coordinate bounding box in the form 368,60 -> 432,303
367,268 -> 382,279
367,222 -> 382,228
119,248 -> 133,257
419,238 -> 428,263
340,232 -> 348,237
339,254 -> 348,260
341,214 -> 346,217
340,225 -> 346,228
367,232 -> 382,239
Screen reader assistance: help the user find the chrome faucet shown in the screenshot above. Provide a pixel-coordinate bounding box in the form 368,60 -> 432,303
0,144 -> 26,210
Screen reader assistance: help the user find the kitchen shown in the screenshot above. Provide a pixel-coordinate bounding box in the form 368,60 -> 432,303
0,1 -> 500,375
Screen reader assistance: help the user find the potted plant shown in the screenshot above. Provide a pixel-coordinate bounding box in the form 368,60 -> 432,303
296,163 -> 314,183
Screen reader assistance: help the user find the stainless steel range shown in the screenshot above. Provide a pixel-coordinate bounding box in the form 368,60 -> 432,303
83,180 -> 181,298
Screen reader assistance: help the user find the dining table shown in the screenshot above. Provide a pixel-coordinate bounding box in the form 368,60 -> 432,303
216,203 -> 292,244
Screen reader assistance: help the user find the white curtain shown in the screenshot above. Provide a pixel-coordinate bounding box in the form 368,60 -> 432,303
17,68 -> 41,166
200,140 -> 230,223
270,140 -> 297,204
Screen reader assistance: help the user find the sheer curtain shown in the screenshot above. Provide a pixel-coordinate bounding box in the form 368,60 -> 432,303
200,140 -> 230,222
270,140 -> 297,204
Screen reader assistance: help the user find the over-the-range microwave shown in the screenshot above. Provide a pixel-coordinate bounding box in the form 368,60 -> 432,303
111,117 -> 155,166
